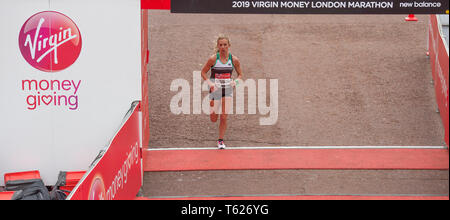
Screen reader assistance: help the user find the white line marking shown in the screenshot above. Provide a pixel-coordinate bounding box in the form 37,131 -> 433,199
146,193 -> 449,199
146,146 -> 447,151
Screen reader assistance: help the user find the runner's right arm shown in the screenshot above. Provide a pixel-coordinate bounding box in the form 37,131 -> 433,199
201,55 -> 217,91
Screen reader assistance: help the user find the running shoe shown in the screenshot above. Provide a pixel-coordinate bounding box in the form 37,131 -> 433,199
217,140 -> 226,149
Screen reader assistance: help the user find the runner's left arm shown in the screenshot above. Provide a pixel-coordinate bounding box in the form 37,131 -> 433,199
232,56 -> 243,86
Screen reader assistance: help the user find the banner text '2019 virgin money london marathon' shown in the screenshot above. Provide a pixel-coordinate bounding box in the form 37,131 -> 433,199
171,0 -> 449,14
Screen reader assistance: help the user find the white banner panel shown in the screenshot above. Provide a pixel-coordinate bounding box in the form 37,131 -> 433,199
0,0 -> 141,185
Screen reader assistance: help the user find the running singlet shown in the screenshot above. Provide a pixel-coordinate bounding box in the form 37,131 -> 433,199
210,53 -> 233,88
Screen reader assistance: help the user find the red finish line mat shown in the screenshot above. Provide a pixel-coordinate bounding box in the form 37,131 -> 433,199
143,148 -> 449,171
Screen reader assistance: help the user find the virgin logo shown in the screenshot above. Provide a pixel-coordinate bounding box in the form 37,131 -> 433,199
89,176 -> 106,200
18,11 -> 82,72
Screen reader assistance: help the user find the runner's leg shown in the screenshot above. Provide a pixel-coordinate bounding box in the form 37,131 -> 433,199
218,97 -> 232,139
209,87 -> 220,122
210,99 -> 220,122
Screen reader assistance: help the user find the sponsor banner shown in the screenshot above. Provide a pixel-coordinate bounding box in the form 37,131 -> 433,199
68,102 -> 143,200
171,0 -> 449,14
0,0 -> 141,186
428,15 -> 449,147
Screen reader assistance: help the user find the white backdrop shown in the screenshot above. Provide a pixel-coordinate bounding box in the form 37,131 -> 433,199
0,0 -> 141,185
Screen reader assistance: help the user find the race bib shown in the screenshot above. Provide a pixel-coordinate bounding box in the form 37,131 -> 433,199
214,73 -> 231,88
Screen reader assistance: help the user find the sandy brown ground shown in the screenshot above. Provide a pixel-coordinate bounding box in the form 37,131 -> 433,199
144,12 -> 448,198
144,170 -> 449,198
147,13 -> 445,148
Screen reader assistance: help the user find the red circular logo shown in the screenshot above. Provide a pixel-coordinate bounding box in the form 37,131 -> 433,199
18,11 -> 82,72
88,176 -> 106,200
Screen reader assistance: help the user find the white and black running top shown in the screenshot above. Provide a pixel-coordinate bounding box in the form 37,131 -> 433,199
211,53 -> 234,88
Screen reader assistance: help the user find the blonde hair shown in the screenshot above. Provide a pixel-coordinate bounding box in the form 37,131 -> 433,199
214,35 -> 231,53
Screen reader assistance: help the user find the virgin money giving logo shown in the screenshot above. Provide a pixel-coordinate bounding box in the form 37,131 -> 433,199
18,11 -> 82,72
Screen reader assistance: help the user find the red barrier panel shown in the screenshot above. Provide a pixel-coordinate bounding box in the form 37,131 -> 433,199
0,191 -> 15,200
428,15 -> 449,147
141,9 -> 150,147
4,170 -> 40,183
141,0 -> 170,10
67,102 -> 143,200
